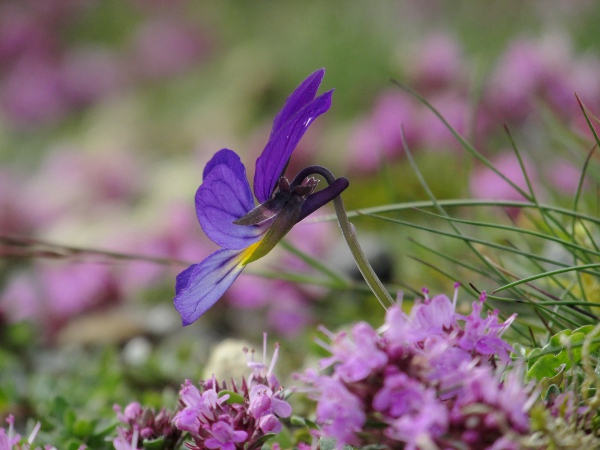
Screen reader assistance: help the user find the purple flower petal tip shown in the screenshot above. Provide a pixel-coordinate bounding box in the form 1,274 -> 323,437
174,249 -> 245,326
196,149 -> 266,250
254,70 -> 333,203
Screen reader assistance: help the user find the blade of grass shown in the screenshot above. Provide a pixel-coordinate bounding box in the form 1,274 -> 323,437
412,208 -> 600,262
504,125 -> 570,239
485,253 -> 596,323
392,80 -> 533,201
279,239 -> 348,288
365,212 -> 600,276
568,145 -> 598,305
408,237 -> 491,278
493,263 -> 600,298
396,127 -> 540,331
0,234 -> 192,266
309,199 -> 600,228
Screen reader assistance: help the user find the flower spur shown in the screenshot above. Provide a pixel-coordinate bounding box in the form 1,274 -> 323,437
174,69 -> 349,325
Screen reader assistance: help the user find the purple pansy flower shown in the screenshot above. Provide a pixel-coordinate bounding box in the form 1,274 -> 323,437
174,69 -> 349,325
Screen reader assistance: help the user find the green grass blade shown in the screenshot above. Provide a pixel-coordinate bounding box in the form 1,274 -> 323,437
493,263 -> 600,296
279,239 -> 348,288
392,80 -> 533,201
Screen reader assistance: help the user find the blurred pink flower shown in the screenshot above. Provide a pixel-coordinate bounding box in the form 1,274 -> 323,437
25,148 -> 143,223
348,91 -> 420,173
227,275 -> 272,309
130,18 -> 211,79
266,283 -> 313,337
470,152 -> 537,217
1,55 -> 68,127
483,35 -> 590,123
0,4 -> 59,65
59,46 -> 124,106
409,33 -> 464,92
545,158 -> 585,196
0,261 -> 120,336
470,152 -> 536,201
418,93 -> 472,151
0,169 -> 38,234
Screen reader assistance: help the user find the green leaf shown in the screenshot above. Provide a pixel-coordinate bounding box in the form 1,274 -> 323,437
218,390 -> 245,404
319,437 -> 355,450
64,408 -> 77,431
72,418 -> 94,438
543,384 -> 562,401
527,325 -> 600,381
143,436 -> 167,450
247,433 -> 276,450
289,415 -> 308,427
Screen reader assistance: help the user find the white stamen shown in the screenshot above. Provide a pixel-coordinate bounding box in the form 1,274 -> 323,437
263,332 -> 267,366
28,422 -> 41,444
267,343 -> 280,378
131,427 -> 139,450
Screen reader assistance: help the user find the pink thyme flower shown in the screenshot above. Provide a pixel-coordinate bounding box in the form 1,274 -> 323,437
248,384 -> 292,433
319,322 -> 388,382
113,403 -> 181,450
173,336 -> 291,449
0,415 -> 46,450
456,292 -> 516,363
303,371 -> 366,447
203,417 -> 248,450
302,284 -> 531,449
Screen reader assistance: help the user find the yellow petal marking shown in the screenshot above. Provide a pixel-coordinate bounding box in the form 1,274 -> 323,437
239,240 -> 263,266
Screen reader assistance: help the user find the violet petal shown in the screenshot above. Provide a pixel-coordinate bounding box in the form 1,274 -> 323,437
298,177 -> 349,221
196,149 -> 268,249
174,248 -> 246,325
254,75 -> 333,203
271,68 -> 325,136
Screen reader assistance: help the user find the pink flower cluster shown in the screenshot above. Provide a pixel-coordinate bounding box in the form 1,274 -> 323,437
112,403 -> 181,450
0,415 -> 60,450
0,0 -> 211,129
0,149 -> 207,340
347,33 -> 597,200
302,285 -> 537,449
172,341 -> 292,450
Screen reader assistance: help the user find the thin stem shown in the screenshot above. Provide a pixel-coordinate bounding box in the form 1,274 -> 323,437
294,165 -> 394,309
0,234 -> 191,266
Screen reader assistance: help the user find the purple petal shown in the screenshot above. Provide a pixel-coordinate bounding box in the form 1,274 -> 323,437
254,74 -> 333,203
196,149 -> 268,249
175,264 -> 197,295
271,69 -> 325,136
298,177 -> 349,221
203,148 -> 245,180
174,248 -> 246,325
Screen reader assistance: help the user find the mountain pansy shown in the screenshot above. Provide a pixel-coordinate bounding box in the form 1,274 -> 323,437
174,69 -> 349,325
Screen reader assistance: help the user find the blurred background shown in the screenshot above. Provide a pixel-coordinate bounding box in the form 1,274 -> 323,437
2,0 -> 600,430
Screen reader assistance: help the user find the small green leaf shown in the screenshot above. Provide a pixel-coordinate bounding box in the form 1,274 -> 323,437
63,409 -> 77,431
247,433 -> 276,450
72,418 -> 94,438
543,384 -> 562,401
290,415 -> 307,427
319,437 -> 355,450
218,390 -> 244,404
527,354 -> 566,381
303,418 -> 319,430
143,436 -> 166,450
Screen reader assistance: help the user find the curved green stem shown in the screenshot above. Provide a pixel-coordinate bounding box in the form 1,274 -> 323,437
295,165 -> 394,309
332,194 -> 394,309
